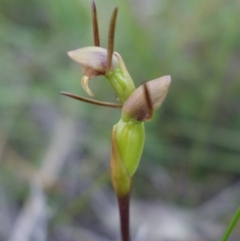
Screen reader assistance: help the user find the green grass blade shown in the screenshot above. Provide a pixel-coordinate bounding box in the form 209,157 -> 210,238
221,207 -> 240,241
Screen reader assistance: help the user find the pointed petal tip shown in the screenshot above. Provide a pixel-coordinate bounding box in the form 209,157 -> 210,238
158,75 -> 171,88
163,75 -> 171,83
67,50 -> 72,56
67,50 -> 77,59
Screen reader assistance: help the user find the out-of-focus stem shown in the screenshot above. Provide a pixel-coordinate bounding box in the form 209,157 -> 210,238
117,194 -> 131,241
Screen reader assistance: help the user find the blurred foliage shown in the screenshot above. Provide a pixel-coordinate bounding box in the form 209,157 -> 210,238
1,0 -> 240,234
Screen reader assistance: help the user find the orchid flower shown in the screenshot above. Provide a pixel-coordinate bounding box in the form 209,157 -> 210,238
61,2 -> 171,240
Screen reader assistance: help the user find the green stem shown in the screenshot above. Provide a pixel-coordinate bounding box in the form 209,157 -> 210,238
117,194 -> 131,241
221,206 -> 240,241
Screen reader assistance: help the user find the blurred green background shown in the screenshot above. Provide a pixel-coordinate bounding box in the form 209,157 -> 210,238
1,0 -> 240,240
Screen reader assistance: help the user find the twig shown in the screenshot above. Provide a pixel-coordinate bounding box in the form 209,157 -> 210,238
8,117 -> 76,241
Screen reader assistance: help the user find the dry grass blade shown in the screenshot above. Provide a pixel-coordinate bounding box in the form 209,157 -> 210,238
106,7 -> 118,73
61,92 -> 122,108
92,1 -> 100,46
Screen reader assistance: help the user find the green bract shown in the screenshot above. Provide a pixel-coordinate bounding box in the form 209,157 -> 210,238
115,119 -> 145,177
111,125 -> 132,197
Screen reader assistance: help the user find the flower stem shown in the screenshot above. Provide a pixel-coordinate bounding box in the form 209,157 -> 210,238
117,194 -> 131,241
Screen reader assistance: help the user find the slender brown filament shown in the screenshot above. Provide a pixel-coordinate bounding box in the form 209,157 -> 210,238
106,7 -> 118,73
92,0 -> 100,46
61,92 -> 122,108
143,83 -> 154,120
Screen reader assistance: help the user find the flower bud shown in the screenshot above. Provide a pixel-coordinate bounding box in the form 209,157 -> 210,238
122,75 -> 171,121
